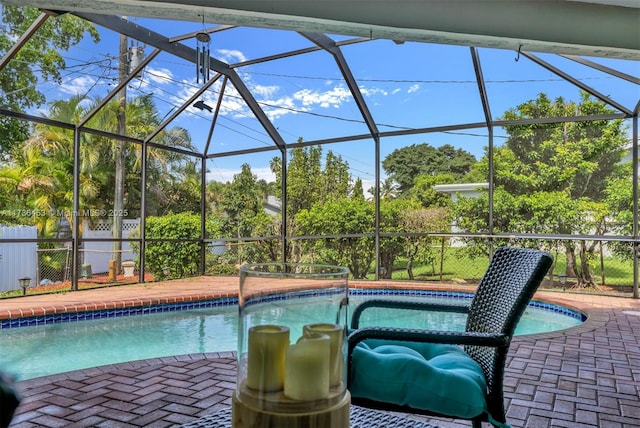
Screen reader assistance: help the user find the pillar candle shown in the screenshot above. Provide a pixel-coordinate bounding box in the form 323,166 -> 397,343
284,332 -> 330,401
303,323 -> 344,387
246,325 -> 290,392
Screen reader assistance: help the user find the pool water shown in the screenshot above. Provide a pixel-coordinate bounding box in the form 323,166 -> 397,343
0,293 -> 584,380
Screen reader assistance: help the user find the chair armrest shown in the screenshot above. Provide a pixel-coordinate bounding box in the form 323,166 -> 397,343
348,326 -> 510,355
350,299 -> 470,329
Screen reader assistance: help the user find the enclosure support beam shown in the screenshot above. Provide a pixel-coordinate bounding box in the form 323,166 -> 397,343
470,47 -> 495,252
300,32 -> 380,139
202,76 -> 228,157
200,156 -> 207,276
374,135 -> 381,280
521,51 -> 632,116
281,149 -> 288,263
148,74 -> 222,147
633,105 -> 639,299
0,12 -> 50,72
138,137 -> 149,283
301,31 -> 383,278
560,55 -> 640,86
71,128 -> 81,291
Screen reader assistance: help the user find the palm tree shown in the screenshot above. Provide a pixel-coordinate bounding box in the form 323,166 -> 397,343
380,177 -> 399,200
4,94 -> 194,239
14,95 -> 102,236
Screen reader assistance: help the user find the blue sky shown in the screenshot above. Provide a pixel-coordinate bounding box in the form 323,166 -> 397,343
23,14 -> 640,190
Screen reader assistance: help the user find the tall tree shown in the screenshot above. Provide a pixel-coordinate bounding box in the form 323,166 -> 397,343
323,150 -> 350,199
382,143 -> 476,194
271,143 -> 352,215
219,163 -> 274,263
0,94 -> 193,235
220,163 -> 261,238
453,92 -> 628,287
377,177 -> 399,200
378,198 -> 418,278
402,206 -> 451,280
270,143 -> 352,261
604,161 -> 635,260
0,6 -> 99,155
352,177 -> 365,200
8,95 -> 103,235
408,173 -> 456,207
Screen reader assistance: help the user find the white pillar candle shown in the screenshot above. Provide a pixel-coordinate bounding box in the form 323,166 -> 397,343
284,332 -> 330,401
246,325 -> 290,392
303,323 -> 344,387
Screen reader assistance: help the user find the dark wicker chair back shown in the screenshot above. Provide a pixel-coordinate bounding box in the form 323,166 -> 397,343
464,247 -> 553,423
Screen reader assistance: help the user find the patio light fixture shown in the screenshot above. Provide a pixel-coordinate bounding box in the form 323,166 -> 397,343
18,277 -> 31,296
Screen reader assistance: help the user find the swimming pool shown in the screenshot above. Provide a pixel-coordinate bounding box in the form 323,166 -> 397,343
0,289 -> 585,380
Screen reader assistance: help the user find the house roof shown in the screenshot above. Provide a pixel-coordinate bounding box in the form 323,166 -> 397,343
433,183 -> 490,194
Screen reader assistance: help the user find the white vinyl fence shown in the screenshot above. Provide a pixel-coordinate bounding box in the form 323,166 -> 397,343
82,219 -> 139,274
0,225 -> 37,292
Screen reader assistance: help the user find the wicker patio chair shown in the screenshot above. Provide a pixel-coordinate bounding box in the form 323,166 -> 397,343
347,246 -> 553,428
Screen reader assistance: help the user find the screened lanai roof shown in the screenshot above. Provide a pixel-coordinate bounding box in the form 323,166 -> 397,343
9,0 -> 640,59
1,0 -> 638,174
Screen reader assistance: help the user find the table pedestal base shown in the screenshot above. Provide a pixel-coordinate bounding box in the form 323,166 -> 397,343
231,391 -> 350,428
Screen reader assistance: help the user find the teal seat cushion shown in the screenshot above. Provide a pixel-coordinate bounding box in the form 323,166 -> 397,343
349,339 -> 488,419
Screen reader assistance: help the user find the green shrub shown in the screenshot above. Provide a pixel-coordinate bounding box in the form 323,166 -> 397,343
131,212 -> 219,280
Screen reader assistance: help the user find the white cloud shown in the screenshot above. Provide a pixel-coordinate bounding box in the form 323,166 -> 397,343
144,67 -> 173,85
130,67 -> 174,91
293,85 -> 352,109
216,49 -> 247,63
360,86 -> 388,97
408,84 -> 420,93
59,76 -> 96,95
361,178 -> 377,200
252,84 -> 279,98
262,96 -> 301,121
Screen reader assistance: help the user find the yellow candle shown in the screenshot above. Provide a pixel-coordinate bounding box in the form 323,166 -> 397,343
303,323 -> 344,387
284,332 -> 330,401
246,325 -> 290,392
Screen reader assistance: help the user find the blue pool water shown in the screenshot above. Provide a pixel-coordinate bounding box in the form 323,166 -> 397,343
0,290 -> 584,380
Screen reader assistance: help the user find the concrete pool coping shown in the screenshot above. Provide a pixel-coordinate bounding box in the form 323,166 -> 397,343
0,276 -> 603,322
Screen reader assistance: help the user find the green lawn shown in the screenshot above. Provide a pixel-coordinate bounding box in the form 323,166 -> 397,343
377,248 -> 635,288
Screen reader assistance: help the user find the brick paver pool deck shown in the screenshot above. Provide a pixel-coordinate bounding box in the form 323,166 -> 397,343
2,277 -> 640,427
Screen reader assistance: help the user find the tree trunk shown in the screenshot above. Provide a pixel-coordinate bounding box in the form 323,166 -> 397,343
379,251 -> 394,279
578,241 -> 597,288
407,257 -> 414,280
564,241 -> 578,278
406,244 -> 418,281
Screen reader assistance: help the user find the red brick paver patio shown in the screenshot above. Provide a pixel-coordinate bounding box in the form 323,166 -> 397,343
2,278 -> 640,427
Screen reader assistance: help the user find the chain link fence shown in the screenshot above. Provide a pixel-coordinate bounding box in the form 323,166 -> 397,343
36,246 -> 72,287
